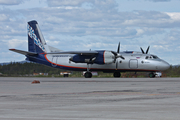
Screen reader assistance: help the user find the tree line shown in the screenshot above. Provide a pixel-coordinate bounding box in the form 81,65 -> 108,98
0,62 -> 63,76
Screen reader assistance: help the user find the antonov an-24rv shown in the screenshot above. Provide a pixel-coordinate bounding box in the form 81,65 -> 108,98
9,20 -> 170,78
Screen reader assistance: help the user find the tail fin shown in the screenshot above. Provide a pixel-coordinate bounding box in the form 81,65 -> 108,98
28,20 -> 46,53
10,20 -> 62,56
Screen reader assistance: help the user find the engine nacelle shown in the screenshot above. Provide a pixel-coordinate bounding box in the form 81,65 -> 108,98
69,50 -> 115,64
95,50 -> 114,64
69,55 -> 92,63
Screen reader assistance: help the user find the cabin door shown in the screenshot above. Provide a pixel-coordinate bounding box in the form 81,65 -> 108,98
129,59 -> 138,69
51,56 -> 58,67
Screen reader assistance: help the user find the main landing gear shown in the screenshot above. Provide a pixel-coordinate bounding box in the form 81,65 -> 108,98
113,72 -> 121,78
84,71 -> 122,78
84,64 -> 92,78
84,71 -> 92,78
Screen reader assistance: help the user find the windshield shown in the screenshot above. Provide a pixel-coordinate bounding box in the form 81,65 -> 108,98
145,55 -> 159,59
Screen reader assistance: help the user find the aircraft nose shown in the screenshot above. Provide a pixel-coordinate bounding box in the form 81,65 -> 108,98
161,60 -> 170,71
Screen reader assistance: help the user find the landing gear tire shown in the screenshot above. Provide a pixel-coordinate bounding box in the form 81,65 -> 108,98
113,72 -> 121,78
149,73 -> 155,78
84,72 -> 92,78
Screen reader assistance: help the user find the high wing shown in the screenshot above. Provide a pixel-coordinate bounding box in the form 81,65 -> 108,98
9,49 -> 38,56
45,51 -> 99,55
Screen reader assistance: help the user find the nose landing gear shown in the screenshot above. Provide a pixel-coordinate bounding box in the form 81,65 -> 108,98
149,72 -> 155,78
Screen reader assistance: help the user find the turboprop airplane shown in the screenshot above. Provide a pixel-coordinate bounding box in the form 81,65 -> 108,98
9,20 -> 170,78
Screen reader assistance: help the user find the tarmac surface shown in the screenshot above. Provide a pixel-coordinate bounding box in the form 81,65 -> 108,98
0,77 -> 180,120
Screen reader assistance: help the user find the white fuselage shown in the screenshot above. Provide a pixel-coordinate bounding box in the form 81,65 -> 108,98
44,52 -> 170,72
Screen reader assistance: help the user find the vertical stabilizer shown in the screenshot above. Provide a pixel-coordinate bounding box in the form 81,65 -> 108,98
28,20 -> 46,53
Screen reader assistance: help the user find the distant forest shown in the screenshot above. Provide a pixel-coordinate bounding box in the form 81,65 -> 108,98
0,62 -> 179,77
0,62 -> 63,76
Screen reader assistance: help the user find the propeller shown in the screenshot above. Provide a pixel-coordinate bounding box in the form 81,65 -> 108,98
140,46 -> 150,54
111,42 -> 125,64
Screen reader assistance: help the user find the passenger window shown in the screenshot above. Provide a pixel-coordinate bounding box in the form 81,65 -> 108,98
145,56 -> 148,59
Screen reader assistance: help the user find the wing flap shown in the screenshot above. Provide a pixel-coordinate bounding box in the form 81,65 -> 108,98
9,49 -> 38,56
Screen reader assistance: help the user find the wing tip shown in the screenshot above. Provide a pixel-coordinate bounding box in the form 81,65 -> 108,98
9,48 -> 15,51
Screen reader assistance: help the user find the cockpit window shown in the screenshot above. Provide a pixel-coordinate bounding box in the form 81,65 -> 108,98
152,55 -> 158,59
145,55 -> 159,59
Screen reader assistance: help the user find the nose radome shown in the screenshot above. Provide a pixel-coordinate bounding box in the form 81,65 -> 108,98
161,61 -> 170,71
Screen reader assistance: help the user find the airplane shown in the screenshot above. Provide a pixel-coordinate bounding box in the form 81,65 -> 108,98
9,20 -> 170,78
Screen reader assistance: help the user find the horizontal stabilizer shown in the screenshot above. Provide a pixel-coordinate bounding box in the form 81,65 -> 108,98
9,49 -> 38,56
45,51 -> 99,55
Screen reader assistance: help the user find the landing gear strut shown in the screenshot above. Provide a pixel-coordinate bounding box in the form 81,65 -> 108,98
84,64 -> 92,78
113,72 -> 121,78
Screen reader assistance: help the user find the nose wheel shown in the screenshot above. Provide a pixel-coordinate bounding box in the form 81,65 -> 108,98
149,72 -> 155,78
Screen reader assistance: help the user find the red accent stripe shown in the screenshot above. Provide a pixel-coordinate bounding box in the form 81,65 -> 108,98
40,53 -> 45,54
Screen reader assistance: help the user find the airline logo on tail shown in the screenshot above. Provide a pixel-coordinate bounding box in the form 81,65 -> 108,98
27,24 -> 45,52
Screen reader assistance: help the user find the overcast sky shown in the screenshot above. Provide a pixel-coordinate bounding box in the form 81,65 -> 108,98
0,0 -> 180,65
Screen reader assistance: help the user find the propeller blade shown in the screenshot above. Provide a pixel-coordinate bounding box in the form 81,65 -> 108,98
140,47 -> 145,54
146,46 -> 150,54
111,51 -> 117,56
117,42 -> 120,53
120,56 -> 125,60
